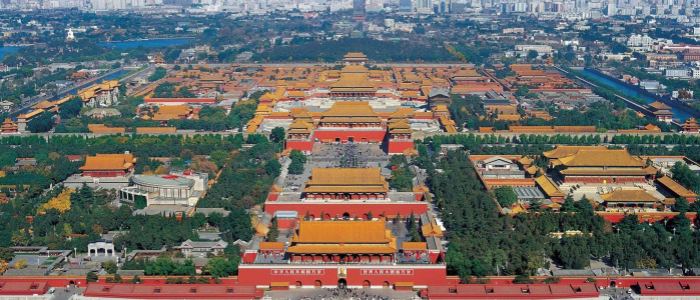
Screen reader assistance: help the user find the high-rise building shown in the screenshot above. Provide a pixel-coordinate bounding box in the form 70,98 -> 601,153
399,0 -> 412,11
353,0 -> 366,20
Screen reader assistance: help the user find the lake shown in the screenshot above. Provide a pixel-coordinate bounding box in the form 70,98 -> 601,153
98,38 -> 194,49
578,68 -> 695,122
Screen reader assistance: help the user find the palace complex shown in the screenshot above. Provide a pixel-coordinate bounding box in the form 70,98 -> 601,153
79,153 -> 136,178
472,146 -> 698,224
243,53 -> 475,154
265,167 -> 430,221
544,146 -> 658,184
240,55 -> 452,288
239,218 -> 447,289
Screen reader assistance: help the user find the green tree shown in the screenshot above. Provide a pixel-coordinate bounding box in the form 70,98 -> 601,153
205,257 -> 235,278
101,261 -> 118,274
671,162 -> 700,193
270,127 -> 285,143
674,197 -> 689,213
209,150 -> 229,169
268,218 -> 279,241
58,97 -> 83,120
86,271 -> 98,282
28,112 -> 54,133
494,186 -> 517,207
148,67 -> 167,82
288,150 -> 306,175
561,195 -> 576,212
527,50 -> 539,61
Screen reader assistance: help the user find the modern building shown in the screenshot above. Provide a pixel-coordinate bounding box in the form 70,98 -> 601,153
119,171 -> 208,208
352,0 -> 366,20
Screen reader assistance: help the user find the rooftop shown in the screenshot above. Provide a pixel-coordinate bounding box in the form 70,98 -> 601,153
132,174 -> 195,188
552,149 -> 647,168
291,220 -> 393,244
304,168 -> 388,194
601,189 -> 661,203
80,153 -> 136,171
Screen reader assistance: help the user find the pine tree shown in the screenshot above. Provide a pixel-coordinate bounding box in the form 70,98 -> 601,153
268,218 -> 279,242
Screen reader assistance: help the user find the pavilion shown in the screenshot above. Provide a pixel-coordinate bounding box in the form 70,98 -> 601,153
80,153 -> 136,177
545,146 -> 657,184
303,168 -> 388,201
287,220 -> 397,264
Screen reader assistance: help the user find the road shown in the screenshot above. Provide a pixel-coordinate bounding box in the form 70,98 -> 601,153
49,285 -> 83,300
10,67 -> 130,117
120,65 -> 154,84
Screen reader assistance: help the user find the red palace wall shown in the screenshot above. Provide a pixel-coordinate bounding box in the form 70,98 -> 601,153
563,176 -> 647,184
313,130 -> 386,143
285,140 -> 314,153
237,265 -> 448,288
81,170 -> 127,177
387,140 -> 414,155
597,211 -> 697,223
264,201 -> 429,219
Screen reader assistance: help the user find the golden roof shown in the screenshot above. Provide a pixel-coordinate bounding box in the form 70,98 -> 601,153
34,100 -> 55,110
433,105 -> 449,112
525,165 -> 540,175
519,156 -> 534,166
291,220 -> 393,244
255,104 -> 272,115
18,109 -> 45,120
286,244 -> 396,254
535,175 -> 564,198
87,124 -> 126,134
421,222 -> 443,238
401,242 -> 427,251
290,108 -> 312,119
80,153 -> 135,171
331,73 -> 376,91
388,120 -> 411,134
259,242 -> 285,250
341,65 -> 369,74
288,119 -> 314,134
649,101 -> 671,110
306,167 -> 385,186
559,167 -> 657,176
452,68 -> 482,78
1,118 -> 17,129
543,146 -> 609,159
552,149 -> 646,168
601,189 -> 661,203
344,52 -> 368,59
657,176 -> 697,198
304,168 -> 389,194
151,105 -> 192,121
321,117 -> 382,123
286,90 -> 306,98
321,102 -> 378,118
